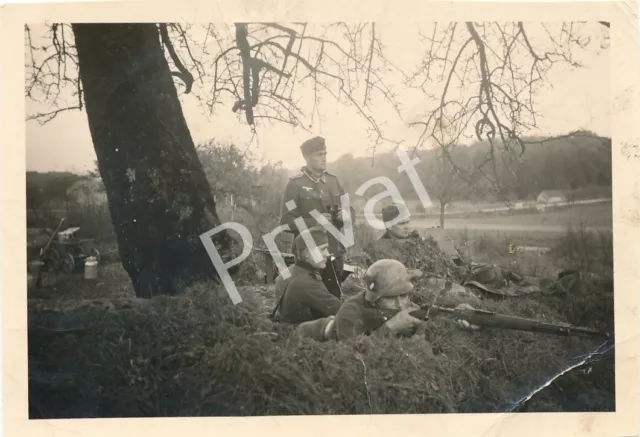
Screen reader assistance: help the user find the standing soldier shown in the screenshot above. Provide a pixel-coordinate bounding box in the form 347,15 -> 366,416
279,136 -> 354,300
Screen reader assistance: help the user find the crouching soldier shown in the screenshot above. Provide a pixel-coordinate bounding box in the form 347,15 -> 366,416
379,203 -> 462,266
379,203 -> 421,240
271,227 -> 342,325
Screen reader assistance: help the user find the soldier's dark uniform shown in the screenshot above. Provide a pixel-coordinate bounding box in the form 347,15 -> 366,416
273,261 -> 342,324
272,227 -> 342,324
279,137 -> 354,300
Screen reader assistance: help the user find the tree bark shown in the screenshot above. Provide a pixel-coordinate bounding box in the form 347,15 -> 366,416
72,23 -> 234,298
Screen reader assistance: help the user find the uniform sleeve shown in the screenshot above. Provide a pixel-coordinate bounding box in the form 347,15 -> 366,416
279,180 -> 318,234
335,301 -> 367,341
295,277 -> 342,317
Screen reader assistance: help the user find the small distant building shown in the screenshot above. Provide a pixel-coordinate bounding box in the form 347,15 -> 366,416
536,190 -> 567,205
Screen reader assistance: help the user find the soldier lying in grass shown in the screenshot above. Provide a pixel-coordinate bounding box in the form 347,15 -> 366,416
294,259 -> 479,342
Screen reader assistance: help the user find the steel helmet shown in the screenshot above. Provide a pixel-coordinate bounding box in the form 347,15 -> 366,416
363,259 -> 414,301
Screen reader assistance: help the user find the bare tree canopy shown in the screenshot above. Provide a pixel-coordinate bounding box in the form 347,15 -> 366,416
25,21 -> 609,199
404,22 -> 609,196
26,22 -> 404,148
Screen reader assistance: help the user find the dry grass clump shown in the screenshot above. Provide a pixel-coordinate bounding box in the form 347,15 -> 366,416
550,225 -> 613,274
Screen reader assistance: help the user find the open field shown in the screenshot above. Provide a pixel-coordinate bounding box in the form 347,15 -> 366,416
412,202 -> 612,233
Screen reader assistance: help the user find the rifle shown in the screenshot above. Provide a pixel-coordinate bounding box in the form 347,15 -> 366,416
39,218 -> 65,261
362,304 -> 611,339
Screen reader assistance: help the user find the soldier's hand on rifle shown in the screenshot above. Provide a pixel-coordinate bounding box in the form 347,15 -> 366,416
384,307 -> 423,336
455,303 -> 481,331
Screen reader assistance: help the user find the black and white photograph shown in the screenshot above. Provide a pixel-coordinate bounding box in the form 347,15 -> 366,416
2,1 -> 639,436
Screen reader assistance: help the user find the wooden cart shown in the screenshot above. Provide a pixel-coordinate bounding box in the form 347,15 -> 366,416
40,225 -> 100,274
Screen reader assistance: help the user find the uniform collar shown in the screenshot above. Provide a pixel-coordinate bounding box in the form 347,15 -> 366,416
302,166 -> 326,184
294,259 -> 323,278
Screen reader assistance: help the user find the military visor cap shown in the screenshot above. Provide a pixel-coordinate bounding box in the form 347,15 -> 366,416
294,226 -> 329,253
300,136 -> 327,155
382,203 -> 410,224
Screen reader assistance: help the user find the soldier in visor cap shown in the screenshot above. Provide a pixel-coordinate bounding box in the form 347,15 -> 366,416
379,202 -> 462,265
380,203 -> 420,240
272,227 -> 342,325
279,136 -> 355,301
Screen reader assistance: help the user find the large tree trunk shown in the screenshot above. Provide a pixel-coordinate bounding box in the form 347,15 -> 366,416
72,23 -> 234,298
439,202 -> 446,228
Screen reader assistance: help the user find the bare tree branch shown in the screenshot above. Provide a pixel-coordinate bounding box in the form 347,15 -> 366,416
405,21 -> 608,199
159,23 -> 194,93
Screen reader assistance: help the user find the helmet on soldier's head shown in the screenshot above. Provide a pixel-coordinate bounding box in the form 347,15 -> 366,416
363,259 -> 414,302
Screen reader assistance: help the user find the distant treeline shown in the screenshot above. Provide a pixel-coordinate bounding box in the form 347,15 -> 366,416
26,171 -> 89,209
26,131 -> 611,225
326,131 -> 612,208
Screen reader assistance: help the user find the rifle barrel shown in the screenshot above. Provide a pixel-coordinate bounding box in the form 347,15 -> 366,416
428,305 -> 609,339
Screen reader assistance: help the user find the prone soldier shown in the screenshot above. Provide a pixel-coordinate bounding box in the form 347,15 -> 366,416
334,259 -> 423,341
334,259 -> 479,341
295,258 -> 608,342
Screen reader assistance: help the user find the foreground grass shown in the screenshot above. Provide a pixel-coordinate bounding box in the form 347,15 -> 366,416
27,220 -> 615,418
28,251 -> 614,418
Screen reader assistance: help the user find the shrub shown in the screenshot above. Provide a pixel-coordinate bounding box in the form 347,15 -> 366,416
65,201 -> 116,243
550,224 -> 613,275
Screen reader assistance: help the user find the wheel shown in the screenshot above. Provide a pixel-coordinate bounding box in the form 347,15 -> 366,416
42,248 -> 60,272
62,253 -> 75,273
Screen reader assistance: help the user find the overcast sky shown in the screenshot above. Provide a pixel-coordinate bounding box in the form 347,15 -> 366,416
25,22 -> 610,174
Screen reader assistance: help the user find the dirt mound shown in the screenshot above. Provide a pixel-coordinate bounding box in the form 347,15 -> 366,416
28,276 -> 614,418
362,235 -> 465,281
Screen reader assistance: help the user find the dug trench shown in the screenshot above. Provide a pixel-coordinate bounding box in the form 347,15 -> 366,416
27,247 -> 614,417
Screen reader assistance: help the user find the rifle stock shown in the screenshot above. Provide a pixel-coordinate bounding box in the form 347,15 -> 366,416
361,305 -> 610,339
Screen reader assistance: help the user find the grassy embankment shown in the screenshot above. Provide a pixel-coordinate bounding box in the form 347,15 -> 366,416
27,203 -> 615,417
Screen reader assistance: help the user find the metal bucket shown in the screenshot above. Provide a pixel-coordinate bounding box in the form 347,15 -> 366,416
84,256 -> 98,280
